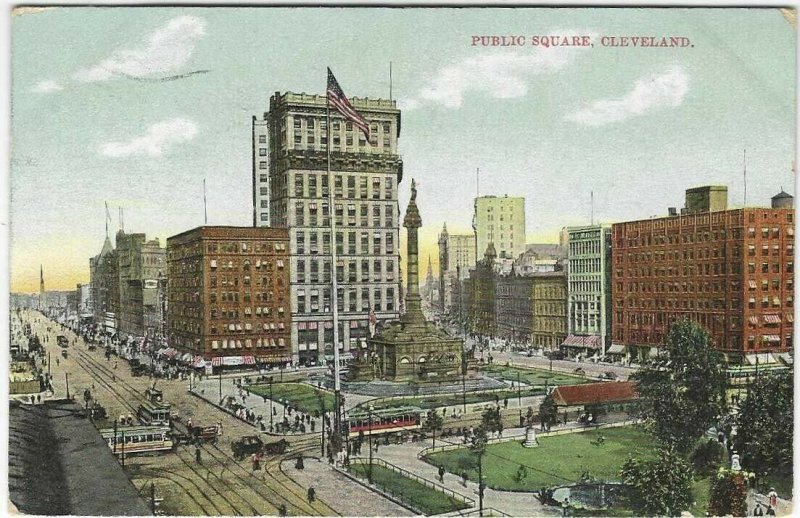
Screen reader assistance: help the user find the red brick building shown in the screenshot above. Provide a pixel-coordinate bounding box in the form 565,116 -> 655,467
611,188 -> 794,364
167,226 -> 291,365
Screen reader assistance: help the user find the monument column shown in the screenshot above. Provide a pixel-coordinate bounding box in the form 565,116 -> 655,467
402,179 -> 424,323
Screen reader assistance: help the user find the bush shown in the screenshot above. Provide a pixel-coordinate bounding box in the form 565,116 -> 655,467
709,468 -> 749,517
691,439 -> 726,475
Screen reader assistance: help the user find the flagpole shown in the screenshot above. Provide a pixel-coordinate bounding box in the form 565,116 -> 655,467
203,178 -> 208,225
326,91 -> 343,442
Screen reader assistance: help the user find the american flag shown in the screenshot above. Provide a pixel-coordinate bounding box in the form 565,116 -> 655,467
327,67 -> 370,141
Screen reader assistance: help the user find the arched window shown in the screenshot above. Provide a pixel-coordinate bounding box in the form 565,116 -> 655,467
399,357 -> 411,364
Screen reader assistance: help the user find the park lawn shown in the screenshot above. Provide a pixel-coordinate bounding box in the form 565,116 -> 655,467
348,463 -> 470,515
425,426 -> 660,491
481,364 -> 589,387
247,382 -> 336,415
364,387 -> 543,412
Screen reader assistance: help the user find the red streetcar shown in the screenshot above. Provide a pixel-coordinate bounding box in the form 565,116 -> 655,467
346,406 -> 423,438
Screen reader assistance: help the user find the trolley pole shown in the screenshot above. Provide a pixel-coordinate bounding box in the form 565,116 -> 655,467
150,482 -> 156,514
121,431 -> 126,467
113,420 -> 118,455
48,352 -> 51,378
65,373 -> 70,400
321,398 -> 326,457
218,369 -> 222,404
269,377 -> 274,431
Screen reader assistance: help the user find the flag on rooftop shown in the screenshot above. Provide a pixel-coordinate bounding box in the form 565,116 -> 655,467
327,67 -> 370,141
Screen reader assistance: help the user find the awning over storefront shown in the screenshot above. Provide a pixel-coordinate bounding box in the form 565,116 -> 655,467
258,355 -> 292,364
210,355 -> 256,367
776,352 -> 793,365
562,335 -> 601,349
745,353 -> 777,365
763,314 -> 781,324
160,348 -> 178,359
192,356 -> 207,368
180,353 -> 193,363
606,344 -> 626,354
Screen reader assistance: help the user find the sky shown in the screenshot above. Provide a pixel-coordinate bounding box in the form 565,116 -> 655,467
9,6 -> 796,292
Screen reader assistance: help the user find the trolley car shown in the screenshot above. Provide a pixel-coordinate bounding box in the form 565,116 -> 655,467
100,425 -> 174,456
346,405 -> 423,438
137,400 -> 172,426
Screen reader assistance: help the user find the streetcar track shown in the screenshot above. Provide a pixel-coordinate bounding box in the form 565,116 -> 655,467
139,466 -> 222,516
70,341 -> 332,516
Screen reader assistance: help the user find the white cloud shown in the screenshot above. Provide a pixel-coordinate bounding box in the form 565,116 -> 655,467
566,67 -> 689,126
75,15 -> 205,82
32,80 -> 64,93
403,30 -> 595,110
101,118 -> 199,157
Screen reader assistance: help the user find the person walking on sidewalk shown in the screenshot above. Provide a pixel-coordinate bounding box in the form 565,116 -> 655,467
438,466 -> 445,483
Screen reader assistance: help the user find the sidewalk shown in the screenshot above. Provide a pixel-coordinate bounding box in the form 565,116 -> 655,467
280,457 -> 412,516
367,435 -> 562,517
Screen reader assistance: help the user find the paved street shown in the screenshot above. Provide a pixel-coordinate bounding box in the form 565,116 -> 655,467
14,309 -> 405,517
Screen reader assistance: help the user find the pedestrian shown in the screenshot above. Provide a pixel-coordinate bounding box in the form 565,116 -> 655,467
461,471 -> 468,486
754,503 -> 764,516
503,398 -> 509,409
438,466 -> 445,483
766,506 -> 776,516
278,504 -> 287,517
307,487 -> 315,502
768,488 -> 778,509
195,447 -> 202,464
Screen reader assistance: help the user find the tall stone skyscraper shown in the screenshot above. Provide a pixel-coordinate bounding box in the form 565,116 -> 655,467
254,91 -> 402,365
474,195 -> 526,262
438,223 -> 449,312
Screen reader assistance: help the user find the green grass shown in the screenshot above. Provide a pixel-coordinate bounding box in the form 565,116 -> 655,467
481,364 -> 589,386
425,426 -> 660,491
361,387 -> 544,412
246,382 -> 336,415
348,462 -> 470,515
688,477 -> 711,516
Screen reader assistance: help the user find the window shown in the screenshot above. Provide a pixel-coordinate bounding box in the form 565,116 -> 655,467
359,177 -> 368,199
259,148 -> 267,156
385,178 -> 393,199
295,202 -> 304,225
294,175 -> 304,196
259,135 -> 267,144
259,161 -> 267,170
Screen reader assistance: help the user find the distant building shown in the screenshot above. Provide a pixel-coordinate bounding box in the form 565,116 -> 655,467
564,225 -> 612,357
474,195 -> 525,264
495,267 -> 534,342
612,187 -> 794,364
115,231 -> 166,339
166,226 -> 291,365
531,271 -> 568,350
513,243 -> 567,275
90,236 -> 118,334
257,91 -> 402,365
437,224 -> 476,314
469,243 -> 498,338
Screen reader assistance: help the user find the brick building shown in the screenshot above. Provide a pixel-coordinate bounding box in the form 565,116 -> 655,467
611,187 -> 794,364
115,231 -> 166,339
167,226 -> 291,365
468,243 -> 498,338
495,269 -> 534,342
531,271 -> 568,349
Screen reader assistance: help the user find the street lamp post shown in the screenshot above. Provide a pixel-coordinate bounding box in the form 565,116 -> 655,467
320,395 -> 326,457
517,372 -> 522,424
269,376 -> 274,431
368,405 -> 374,485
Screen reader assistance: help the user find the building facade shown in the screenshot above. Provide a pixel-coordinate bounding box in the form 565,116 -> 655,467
474,195 -> 525,263
565,225 -> 612,357
90,237 -> 118,333
531,271 -> 568,349
468,244 -> 498,338
167,226 -> 291,363
495,269 -> 534,342
258,91 -> 402,365
611,188 -> 794,363
115,231 -> 166,339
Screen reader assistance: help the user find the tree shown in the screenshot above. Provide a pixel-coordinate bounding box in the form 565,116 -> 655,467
621,447 -> 695,517
481,406 -> 503,437
470,425 -> 488,516
732,370 -> 793,479
423,409 -> 444,448
538,393 -> 558,431
630,319 -> 727,453
690,438 -> 727,475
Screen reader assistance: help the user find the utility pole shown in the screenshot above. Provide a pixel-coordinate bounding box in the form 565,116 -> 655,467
218,369 -> 222,404
65,373 -> 70,400
517,372 -> 522,424
150,482 -> 156,514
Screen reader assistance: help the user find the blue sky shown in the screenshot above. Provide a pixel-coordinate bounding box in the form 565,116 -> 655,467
10,7 -> 796,291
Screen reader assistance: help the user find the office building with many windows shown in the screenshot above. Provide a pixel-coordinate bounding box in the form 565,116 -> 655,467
256,91 -> 402,365
166,226 -> 291,364
473,195 -> 525,263
611,187 -> 794,364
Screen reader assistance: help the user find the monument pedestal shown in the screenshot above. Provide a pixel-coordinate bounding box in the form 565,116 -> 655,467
523,426 -> 538,448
